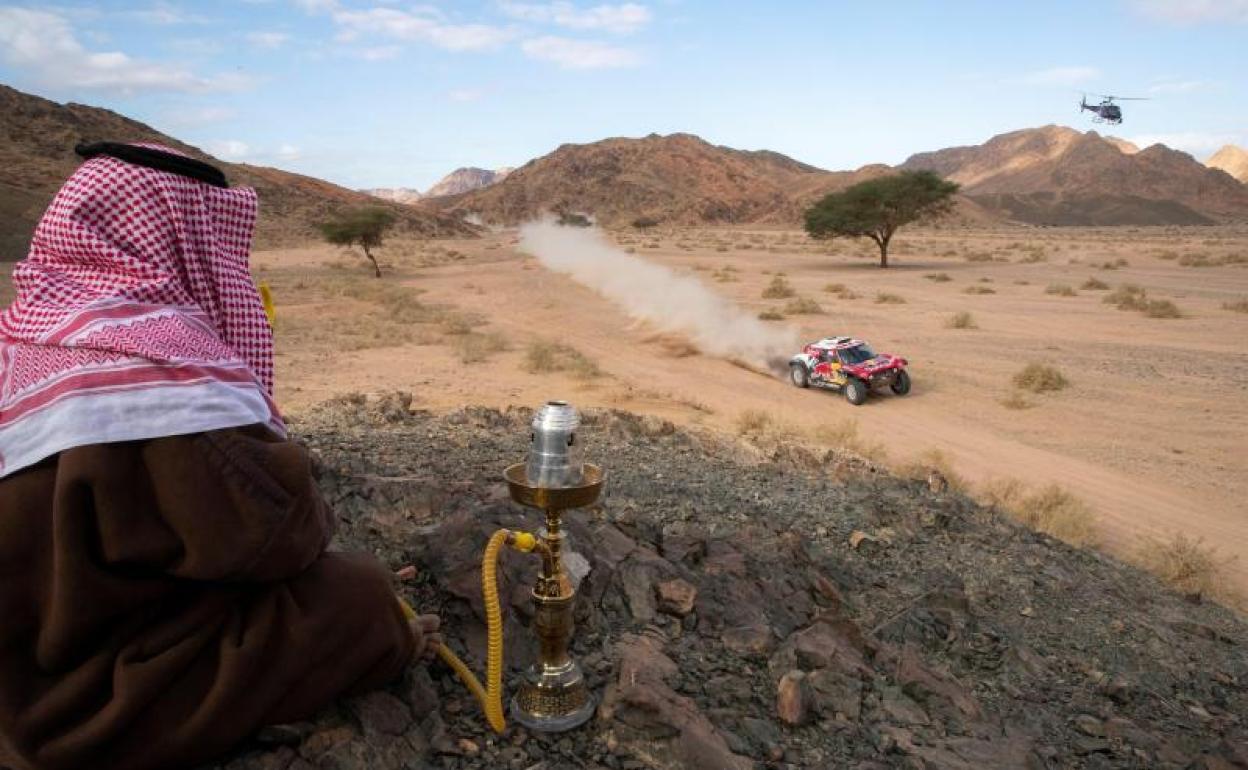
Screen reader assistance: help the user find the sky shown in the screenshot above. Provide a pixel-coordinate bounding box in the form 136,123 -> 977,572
1,0 -> 1246,190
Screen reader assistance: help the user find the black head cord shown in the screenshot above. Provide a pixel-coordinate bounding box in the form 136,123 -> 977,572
74,142 -> 230,189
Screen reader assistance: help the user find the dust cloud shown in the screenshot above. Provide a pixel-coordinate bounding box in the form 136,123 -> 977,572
518,220 -> 798,368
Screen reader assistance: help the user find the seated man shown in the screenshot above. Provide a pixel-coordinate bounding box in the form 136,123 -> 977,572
0,143 -> 439,770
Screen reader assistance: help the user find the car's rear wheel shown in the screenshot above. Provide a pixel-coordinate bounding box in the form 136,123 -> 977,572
790,364 -> 809,389
890,369 -> 911,396
845,378 -> 868,405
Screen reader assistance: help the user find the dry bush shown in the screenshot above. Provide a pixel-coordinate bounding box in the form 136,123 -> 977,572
1143,299 -> 1182,318
895,448 -> 966,492
1222,298 -> 1248,313
1080,277 -> 1110,290
783,297 -> 823,315
963,285 -> 996,295
924,272 -> 952,282
1099,258 -> 1129,270
978,477 -> 1027,510
1045,283 -> 1077,297
823,283 -> 859,299
820,418 -> 889,463
1155,249 -> 1179,260
999,391 -> 1034,410
874,292 -> 906,304
1017,247 -> 1047,264
1133,534 -> 1240,604
761,275 -> 796,299
758,309 -> 785,321
945,311 -> 978,329
965,251 -> 995,262
451,332 -> 507,363
524,341 -> 602,379
1179,253 -> 1247,267
1009,483 -> 1099,546
1105,283 -> 1183,318
736,408 -> 775,436
1013,362 -> 1068,393
1014,280 -> 1031,286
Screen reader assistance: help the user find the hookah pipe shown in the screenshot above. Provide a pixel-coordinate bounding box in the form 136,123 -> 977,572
420,401 -> 601,735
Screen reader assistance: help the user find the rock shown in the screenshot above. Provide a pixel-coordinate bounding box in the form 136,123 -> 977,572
721,624 -> 773,655
804,668 -> 862,721
879,686 -> 931,726
1073,714 -> 1104,737
895,645 -> 982,720
298,726 -> 357,759
776,670 -> 806,725
457,738 -> 481,757
347,691 -> 412,737
655,578 -> 698,616
254,724 -> 306,748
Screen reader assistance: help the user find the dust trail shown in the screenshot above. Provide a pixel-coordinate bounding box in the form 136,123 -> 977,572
518,220 -> 798,368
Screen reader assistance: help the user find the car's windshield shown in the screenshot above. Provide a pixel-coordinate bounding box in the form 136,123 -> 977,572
839,344 -> 876,364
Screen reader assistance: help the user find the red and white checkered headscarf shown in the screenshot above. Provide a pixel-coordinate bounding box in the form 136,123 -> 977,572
0,144 -> 284,478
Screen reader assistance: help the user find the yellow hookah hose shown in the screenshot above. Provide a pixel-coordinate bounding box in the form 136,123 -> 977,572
409,529 -> 537,734
258,281 -> 276,327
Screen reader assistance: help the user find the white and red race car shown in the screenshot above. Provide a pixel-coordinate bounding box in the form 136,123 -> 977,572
788,336 -> 911,405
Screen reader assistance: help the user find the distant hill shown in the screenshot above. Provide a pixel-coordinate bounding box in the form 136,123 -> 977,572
425,167 -> 512,198
0,84 -> 475,261
899,125 -> 1248,225
1206,145 -> 1248,184
360,187 -> 425,204
427,132 -> 890,227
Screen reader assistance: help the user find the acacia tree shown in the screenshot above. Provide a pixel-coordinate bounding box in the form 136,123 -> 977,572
319,207 -> 397,278
804,171 -> 959,268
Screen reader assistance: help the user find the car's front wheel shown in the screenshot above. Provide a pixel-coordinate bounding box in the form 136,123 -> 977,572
790,364 -> 809,388
891,369 -> 911,396
845,378 -> 868,405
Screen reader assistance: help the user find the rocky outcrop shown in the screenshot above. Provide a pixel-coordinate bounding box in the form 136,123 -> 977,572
1208,145 -> 1248,184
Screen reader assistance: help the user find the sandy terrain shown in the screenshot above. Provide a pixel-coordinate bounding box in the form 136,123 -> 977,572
3,225 -> 1246,596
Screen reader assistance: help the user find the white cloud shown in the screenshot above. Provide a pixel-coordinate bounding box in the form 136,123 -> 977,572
522,35 -> 639,68
500,2 -> 651,34
1147,78 -> 1207,95
0,8 -> 251,93
1128,131 -> 1244,155
448,88 -> 483,102
331,7 -> 514,51
354,45 -> 402,60
1132,0 -> 1248,23
208,139 -> 252,160
277,144 -> 301,160
247,31 -> 291,49
1021,65 -> 1101,86
128,2 -> 210,25
293,0 -> 340,11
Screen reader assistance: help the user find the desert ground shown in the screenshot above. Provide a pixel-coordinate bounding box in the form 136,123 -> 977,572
4,225 -> 1246,597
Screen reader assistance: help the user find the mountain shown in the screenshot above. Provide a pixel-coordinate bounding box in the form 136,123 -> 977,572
899,125 -> 1248,225
0,85 -> 474,261
424,167 -> 512,198
360,187 -> 425,204
428,133 -> 886,227
1206,144 -> 1248,184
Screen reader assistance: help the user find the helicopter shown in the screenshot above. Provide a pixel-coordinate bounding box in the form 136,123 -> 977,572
1079,93 -> 1148,125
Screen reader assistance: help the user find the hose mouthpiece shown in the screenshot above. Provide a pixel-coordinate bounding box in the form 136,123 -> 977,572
525,400 -> 584,489
510,531 -> 538,552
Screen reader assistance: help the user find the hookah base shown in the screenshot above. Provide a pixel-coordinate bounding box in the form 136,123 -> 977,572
509,668 -> 596,732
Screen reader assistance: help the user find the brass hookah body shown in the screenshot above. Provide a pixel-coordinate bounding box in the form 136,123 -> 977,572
503,458 -> 601,732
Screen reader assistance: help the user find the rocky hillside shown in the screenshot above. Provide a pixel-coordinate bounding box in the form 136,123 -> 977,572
900,126 -> 1248,225
428,133 -> 886,227
425,166 -> 512,198
1208,145 -> 1248,184
0,85 -> 475,261
201,396 -> 1247,770
361,187 -> 425,204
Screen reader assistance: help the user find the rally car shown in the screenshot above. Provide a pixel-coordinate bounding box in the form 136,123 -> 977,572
788,336 -> 910,405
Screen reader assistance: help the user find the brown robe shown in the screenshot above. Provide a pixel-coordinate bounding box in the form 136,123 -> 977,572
0,426 -> 416,770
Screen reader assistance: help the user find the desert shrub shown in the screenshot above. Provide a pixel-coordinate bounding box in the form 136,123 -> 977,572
783,297 -> 823,315
1178,253 -> 1247,267
1013,363 -> 1068,393
715,245 -> 729,252
758,309 -> 785,321
978,477 -> 1027,510
1222,299 -> 1248,313
1143,299 -> 1182,318
736,408 -> 774,436
874,292 -> 906,304
965,251 -> 995,262
895,448 -> 967,492
821,418 -> 889,463
924,272 -> 952,282
1014,280 -> 1031,286
945,311 -> 978,329
451,332 -> 507,363
1045,283 -> 1077,297
823,283 -> 859,299
1011,484 -> 1098,546
962,285 -> 995,295
1105,284 -> 1183,318
1017,247 -> 1047,264
632,216 -> 659,229
1155,249 -> 1179,260
999,391 -> 1034,410
557,212 -> 592,227
1080,277 -> 1110,290
524,341 -> 601,379
1099,258 -> 1129,270
761,275 -> 796,299
1133,533 -> 1239,603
